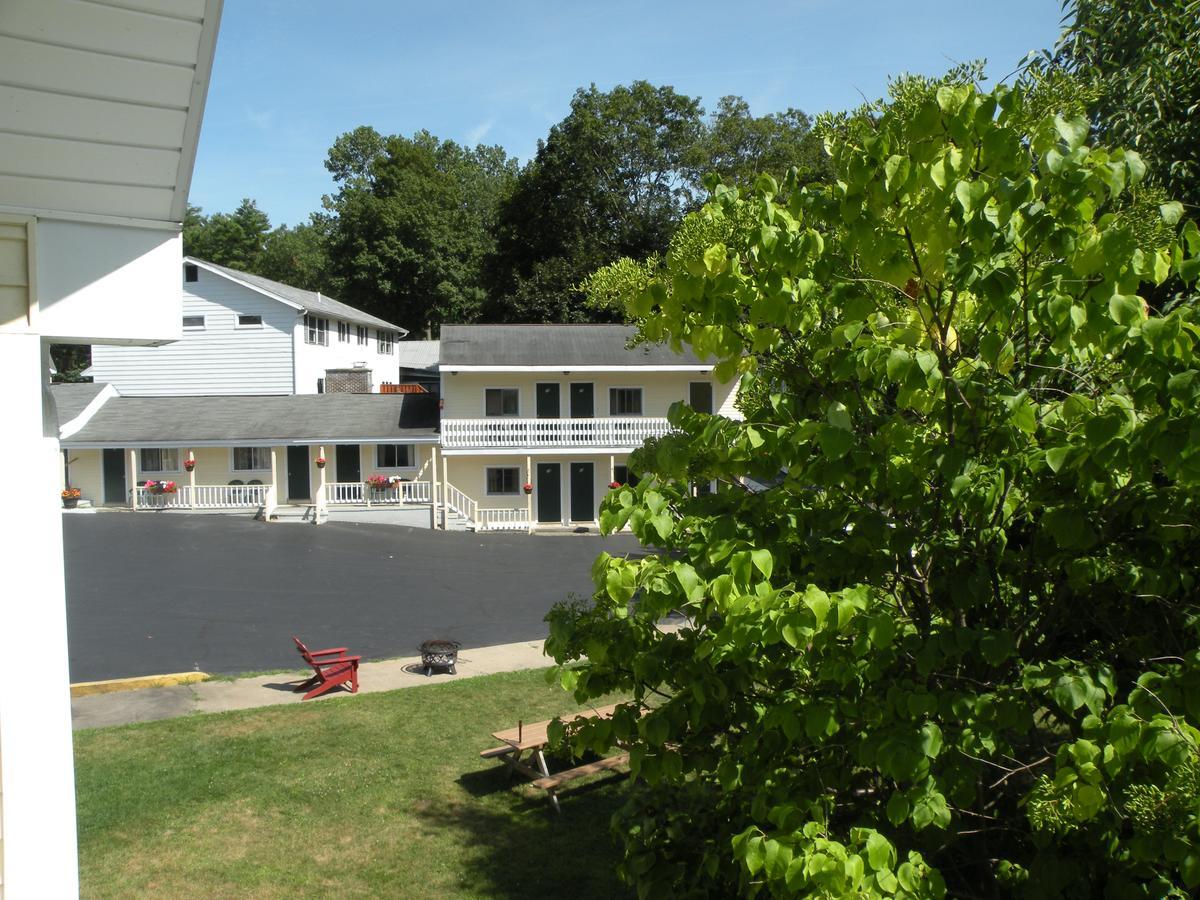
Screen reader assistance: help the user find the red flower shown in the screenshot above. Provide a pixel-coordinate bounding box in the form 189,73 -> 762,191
608,481 -> 621,489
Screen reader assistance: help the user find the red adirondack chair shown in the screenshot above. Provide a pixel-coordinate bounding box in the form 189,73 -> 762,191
292,636 -> 360,700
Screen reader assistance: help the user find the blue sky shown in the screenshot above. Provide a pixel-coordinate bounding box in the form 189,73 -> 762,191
189,1 -> 1067,228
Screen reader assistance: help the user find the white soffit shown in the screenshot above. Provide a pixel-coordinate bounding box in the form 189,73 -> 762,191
0,0 -> 223,224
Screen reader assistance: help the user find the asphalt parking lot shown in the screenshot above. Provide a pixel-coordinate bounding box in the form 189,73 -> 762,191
63,513 -> 643,681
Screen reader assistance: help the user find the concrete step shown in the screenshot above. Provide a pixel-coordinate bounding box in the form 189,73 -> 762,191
269,504 -> 317,524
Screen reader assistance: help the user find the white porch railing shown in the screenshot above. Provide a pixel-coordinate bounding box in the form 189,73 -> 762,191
135,484 -> 268,509
323,481 -> 431,505
441,417 -> 671,449
325,481 -> 364,504
443,482 -> 477,523
477,507 -> 529,531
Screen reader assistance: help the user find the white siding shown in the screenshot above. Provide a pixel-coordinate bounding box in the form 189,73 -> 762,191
0,218 -> 29,332
90,266 -> 295,395
293,320 -> 403,394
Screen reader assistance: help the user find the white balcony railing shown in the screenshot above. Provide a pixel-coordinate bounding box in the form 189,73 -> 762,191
441,417 -> 671,450
324,481 -> 431,505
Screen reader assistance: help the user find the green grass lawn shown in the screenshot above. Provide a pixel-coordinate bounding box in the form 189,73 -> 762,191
74,668 -> 631,899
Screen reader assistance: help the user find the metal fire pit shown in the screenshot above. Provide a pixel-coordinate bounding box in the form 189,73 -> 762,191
419,639 -> 460,677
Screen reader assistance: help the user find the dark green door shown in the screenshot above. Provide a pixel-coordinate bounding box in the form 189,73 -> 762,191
287,446 -> 311,500
537,463 -> 561,523
570,462 -> 594,521
335,445 -> 360,483
102,448 -> 126,505
569,383 -> 593,417
536,383 -> 560,417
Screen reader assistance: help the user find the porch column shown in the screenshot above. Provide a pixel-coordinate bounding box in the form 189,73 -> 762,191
609,454 -> 615,485
267,446 -> 278,521
0,330 -> 79,897
429,444 -> 440,530
441,452 -> 449,530
316,445 -> 327,524
128,447 -> 138,509
187,449 -> 196,510
526,455 -> 533,534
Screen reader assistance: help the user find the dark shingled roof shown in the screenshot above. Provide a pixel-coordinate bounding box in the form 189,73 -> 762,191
190,258 -> 408,334
50,382 -> 108,424
63,393 -> 439,446
438,324 -> 706,368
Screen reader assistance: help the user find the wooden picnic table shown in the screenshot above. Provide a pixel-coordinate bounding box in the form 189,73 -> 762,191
481,703 -> 626,812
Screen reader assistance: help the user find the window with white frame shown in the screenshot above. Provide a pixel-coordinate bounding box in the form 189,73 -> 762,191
377,329 -> 394,354
237,314 -> 263,327
182,315 -> 205,329
609,387 -> 643,416
357,325 -> 369,345
486,466 -> 520,495
232,447 -> 271,471
140,448 -> 179,473
485,388 -> 519,416
337,321 -> 350,342
305,314 -> 328,345
376,444 -> 414,468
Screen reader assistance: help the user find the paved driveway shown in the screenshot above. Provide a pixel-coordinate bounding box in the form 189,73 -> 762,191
64,514 -> 642,681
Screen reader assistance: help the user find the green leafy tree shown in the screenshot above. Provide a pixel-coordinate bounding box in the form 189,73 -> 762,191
684,96 -> 831,194
1038,0 -> 1200,215
484,81 -> 704,323
256,218 -> 330,292
182,198 -> 272,270
547,75 -> 1200,897
324,128 -> 517,334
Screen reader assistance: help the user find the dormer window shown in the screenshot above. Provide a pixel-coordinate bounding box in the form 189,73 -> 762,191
305,314 -> 328,345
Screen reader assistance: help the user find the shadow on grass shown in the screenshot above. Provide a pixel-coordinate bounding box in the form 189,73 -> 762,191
431,772 -> 633,900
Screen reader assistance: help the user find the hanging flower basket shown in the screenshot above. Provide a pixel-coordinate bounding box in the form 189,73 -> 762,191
184,460 -> 196,472
315,457 -> 326,469
608,480 -> 621,490
523,482 -> 533,495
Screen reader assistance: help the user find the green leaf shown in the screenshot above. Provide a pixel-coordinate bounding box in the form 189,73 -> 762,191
865,831 -> 893,871
919,722 -> 943,758
1108,293 -> 1144,326
1045,446 -> 1070,473
818,425 -> 854,459
1182,852 -> 1200,888
826,401 -> 852,431
886,792 -> 910,826
1054,114 -> 1089,151
703,242 -> 728,276
884,155 -> 910,193
1160,201 -> 1184,225
750,548 -> 773,580
886,349 -> 914,382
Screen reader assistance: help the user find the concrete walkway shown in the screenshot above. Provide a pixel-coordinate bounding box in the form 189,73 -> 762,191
71,637 -> 552,730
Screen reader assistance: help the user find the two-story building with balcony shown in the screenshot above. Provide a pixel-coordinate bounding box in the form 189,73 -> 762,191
436,324 -> 739,530
89,257 -> 407,395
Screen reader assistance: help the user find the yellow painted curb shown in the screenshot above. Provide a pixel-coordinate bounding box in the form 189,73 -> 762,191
70,672 -> 209,697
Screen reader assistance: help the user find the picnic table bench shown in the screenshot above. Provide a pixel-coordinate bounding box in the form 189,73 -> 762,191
481,703 -> 629,812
